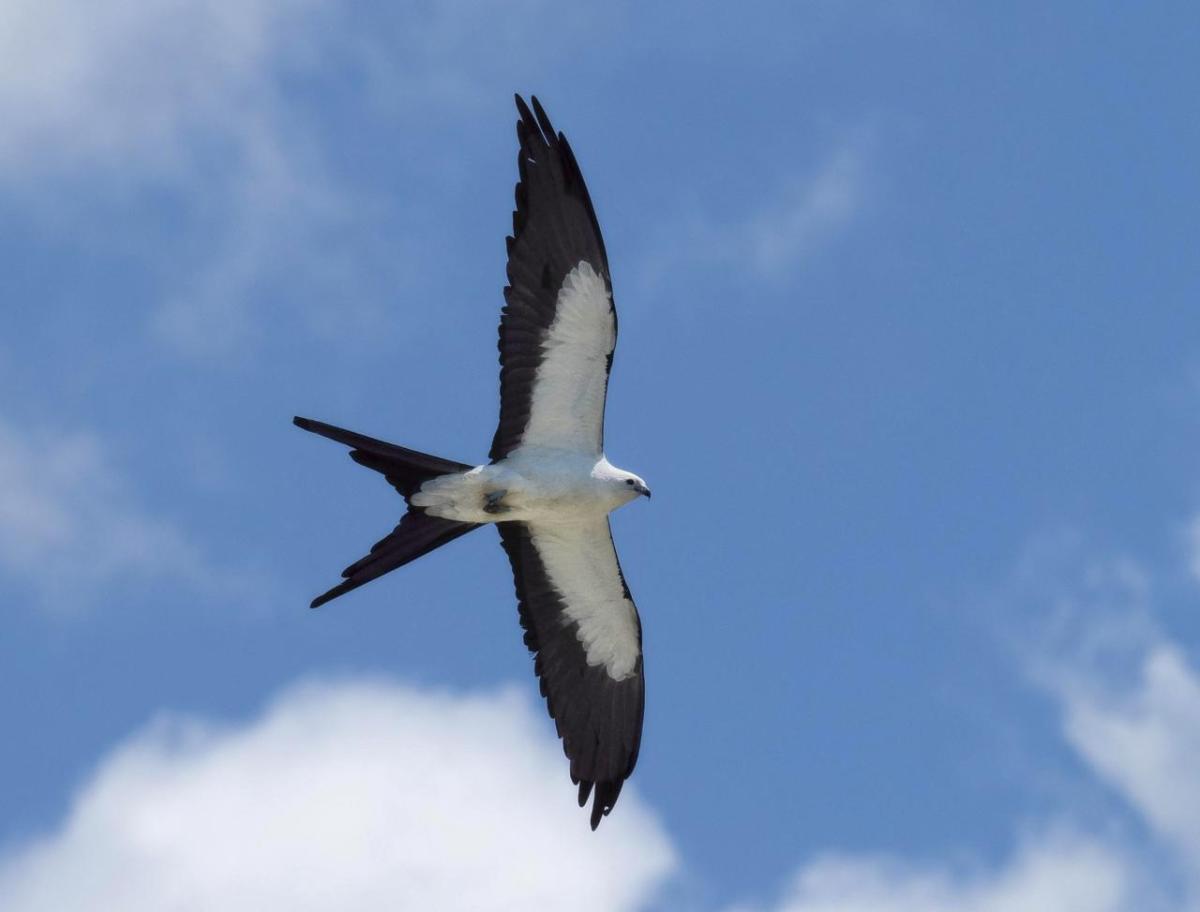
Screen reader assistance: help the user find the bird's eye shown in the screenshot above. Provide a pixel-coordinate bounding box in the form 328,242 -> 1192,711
626,479 -> 635,485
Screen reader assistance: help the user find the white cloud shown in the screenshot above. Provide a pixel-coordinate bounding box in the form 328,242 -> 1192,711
146,137 -> 385,357
1060,644 -> 1200,885
0,0 -> 395,356
1006,535 -> 1200,858
742,135 -> 870,278
0,0 -> 317,180
638,129 -> 873,295
0,413 -> 207,610
0,0 -> 614,357
9,521 -> 1200,911
729,538 -> 1200,912
0,0 -> 605,181
732,833 -> 1135,912
0,678 -> 676,912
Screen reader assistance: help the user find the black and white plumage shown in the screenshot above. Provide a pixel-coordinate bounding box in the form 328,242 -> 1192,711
295,96 -> 650,829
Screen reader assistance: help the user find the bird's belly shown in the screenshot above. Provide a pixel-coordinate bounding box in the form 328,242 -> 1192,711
502,479 -> 611,521
411,463 -> 612,524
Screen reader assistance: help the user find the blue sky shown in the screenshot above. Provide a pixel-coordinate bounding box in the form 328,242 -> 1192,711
2,2 -> 1200,909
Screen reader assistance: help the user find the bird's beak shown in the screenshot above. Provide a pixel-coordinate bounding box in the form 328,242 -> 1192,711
637,484 -> 652,499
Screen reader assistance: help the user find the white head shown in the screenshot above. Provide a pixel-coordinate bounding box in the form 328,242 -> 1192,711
596,461 -> 651,505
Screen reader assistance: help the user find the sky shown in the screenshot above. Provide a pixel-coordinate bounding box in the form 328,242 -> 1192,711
2,1 -> 1199,909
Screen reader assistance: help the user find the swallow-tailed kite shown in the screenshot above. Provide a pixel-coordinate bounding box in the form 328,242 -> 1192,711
295,95 -> 650,829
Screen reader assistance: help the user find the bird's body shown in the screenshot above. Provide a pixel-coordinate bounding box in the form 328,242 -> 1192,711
296,95 -> 649,829
411,452 -> 644,524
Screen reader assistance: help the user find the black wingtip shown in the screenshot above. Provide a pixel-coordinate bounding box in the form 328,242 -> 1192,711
309,587 -> 340,609
514,94 -> 558,147
515,93 -> 533,122
576,778 -> 617,830
310,577 -> 359,609
529,95 -> 555,139
294,416 -> 314,430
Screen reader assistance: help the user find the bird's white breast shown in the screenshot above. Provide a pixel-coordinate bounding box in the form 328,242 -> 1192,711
410,452 -> 622,523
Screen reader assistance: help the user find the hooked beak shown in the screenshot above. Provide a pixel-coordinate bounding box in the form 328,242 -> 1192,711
636,483 -> 652,499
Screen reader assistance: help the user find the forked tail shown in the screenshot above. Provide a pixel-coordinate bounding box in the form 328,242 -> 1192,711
294,417 -> 482,608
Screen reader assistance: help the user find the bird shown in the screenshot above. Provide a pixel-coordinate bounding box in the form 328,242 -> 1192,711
294,95 -> 651,830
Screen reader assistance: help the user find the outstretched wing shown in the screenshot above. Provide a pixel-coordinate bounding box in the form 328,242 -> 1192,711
491,95 -> 617,462
497,518 -> 645,829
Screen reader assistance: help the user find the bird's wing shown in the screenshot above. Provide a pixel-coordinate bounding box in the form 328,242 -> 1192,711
491,95 -> 616,462
497,517 -> 644,829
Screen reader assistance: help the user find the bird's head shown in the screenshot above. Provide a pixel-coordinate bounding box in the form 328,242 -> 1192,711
595,460 -> 651,504
615,470 -> 651,502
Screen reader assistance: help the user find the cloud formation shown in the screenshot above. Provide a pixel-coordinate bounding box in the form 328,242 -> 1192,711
0,0 -> 613,357
0,0 -> 383,356
0,679 -> 676,911
0,413 -> 206,610
0,0 -> 316,180
741,135 -> 870,278
0,0 -> 606,183
638,129 -> 873,295
8,527 -> 1200,911
731,538 -> 1200,912
731,833 -> 1133,912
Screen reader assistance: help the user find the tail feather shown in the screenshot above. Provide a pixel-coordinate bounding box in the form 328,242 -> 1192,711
310,511 -> 480,608
294,416 -> 472,498
294,416 -> 482,607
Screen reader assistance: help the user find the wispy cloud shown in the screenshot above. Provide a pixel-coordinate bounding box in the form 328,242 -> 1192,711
0,0 -> 616,358
1020,543 -> 1200,901
639,127 -> 874,293
729,833 -> 1135,912
0,679 -> 676,911
10,487 -> 1200,911
730,532 -> 1200,912
0,0 -> 354,356
741,134 -> 871,278
0,413 -> 220,612
1060,644 -> 1200,885
0,0 -> 318,181
146,137 -> 391,357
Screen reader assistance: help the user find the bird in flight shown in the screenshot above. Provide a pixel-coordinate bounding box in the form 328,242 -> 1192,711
295,95 -> 650,829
